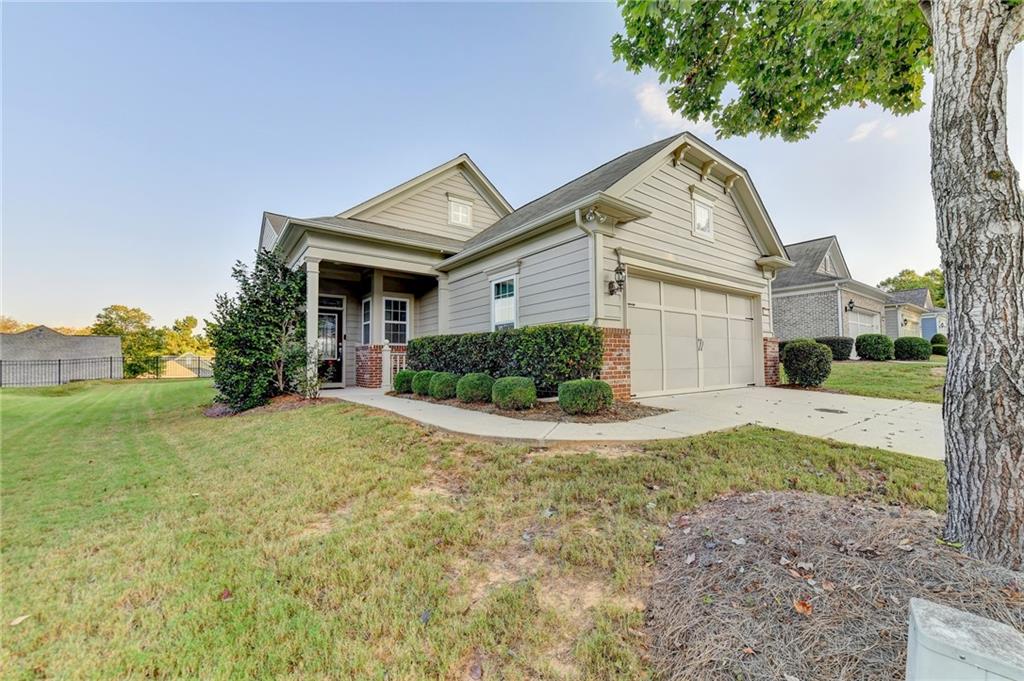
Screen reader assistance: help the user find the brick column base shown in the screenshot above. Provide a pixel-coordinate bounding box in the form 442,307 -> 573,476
356,345 -> 383,388
599,327 -> 632,401
763,337 -> 780,386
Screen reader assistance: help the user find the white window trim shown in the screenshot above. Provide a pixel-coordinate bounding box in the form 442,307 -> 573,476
489,272 -> 518,331
382,295 -> 413,345
691,195 -> 715,242
360,297 -> 371,345
447,195 -> 474,228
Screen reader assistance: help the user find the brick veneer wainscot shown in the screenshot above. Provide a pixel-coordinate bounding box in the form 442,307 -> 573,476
356,344 -> 407,388
763,337 -> 780,387
599,327 -> 632,401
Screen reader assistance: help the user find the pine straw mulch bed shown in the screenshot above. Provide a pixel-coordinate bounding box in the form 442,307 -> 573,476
648,491 -> 1023,681
393,393 -> 669,423
203,394 -> 329,418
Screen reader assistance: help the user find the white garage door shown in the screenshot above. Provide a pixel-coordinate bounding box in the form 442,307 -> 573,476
848,310 -> 881,337
848,310 -> 881,359
627,276 -> 757,397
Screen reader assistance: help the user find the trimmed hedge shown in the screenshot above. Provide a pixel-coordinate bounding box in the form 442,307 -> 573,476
932,343 -> 948,357
406,324 -> 604,395
930,333 -> 948,345
780,338 -> 813,363
492,376 -> 537,410
428,372 -> 459,399
456,373 -> 494,403
393,369 -> 416,394
855,334 -> 894,361
815,336 -> 854,361
894,336 -> 932,361
558,379 -> 613,415
412,370 -> 437,396
782,339 -> 832,387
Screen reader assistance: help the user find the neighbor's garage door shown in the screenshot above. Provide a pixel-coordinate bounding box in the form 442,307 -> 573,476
847,310 -> 881,358
627,275 -> 757,397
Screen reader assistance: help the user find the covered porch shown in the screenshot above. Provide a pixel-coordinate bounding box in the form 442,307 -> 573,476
303,259 -> 448,388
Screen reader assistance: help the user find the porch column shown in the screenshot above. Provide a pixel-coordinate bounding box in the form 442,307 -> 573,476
371,269 -> 384,343
305,258 -> 320,379
437,273 -> 450,334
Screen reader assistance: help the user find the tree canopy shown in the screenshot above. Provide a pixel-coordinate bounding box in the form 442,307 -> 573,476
612,0 -> 932,141
92,305 -> 167,376
878,268 -> 945,307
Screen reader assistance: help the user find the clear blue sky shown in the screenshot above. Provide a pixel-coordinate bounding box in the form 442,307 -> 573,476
3,2 -> 1021,328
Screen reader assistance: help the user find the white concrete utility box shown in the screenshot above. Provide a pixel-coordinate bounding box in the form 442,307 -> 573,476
906,598 -> 1024,680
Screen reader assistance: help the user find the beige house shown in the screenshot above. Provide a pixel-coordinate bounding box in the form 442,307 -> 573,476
258,132 -> 793,398
885,288 -> 935,339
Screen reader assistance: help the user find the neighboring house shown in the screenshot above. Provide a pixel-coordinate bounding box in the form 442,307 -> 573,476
258,132 -> 794,399
771,236 -> 891,348
885,287 -> 945,340
0,326 -> 123,386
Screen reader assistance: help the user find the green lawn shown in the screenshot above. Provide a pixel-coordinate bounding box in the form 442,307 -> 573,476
818,356 -> 947,403
1,380 -> 946,679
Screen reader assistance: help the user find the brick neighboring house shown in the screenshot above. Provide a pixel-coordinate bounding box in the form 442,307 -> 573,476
257,132 -> 796,399
0,326 -> 123,386
771,236 -> 891,350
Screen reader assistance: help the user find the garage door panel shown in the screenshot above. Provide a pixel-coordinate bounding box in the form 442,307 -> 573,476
629,277 -> 661,306
701,317 -> 731,389
629,307 -> 664,394
701,290 -> 728,314
663,283 -> 697,311
665,311 -> 699,391
727,294 -> 752,317
729,318 -> 755,385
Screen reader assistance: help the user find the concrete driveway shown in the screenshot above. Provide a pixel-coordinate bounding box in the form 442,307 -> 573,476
325,387 -> 943,460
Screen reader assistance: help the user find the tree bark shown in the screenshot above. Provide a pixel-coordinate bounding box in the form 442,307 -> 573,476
929,0 -> 1024,568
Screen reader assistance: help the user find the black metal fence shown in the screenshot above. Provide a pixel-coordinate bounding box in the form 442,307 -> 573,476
0,356 -> 214,388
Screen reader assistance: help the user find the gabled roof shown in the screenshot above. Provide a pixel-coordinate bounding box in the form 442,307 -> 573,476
461,136 -> 677,250
442,132 -> 790,270
265,212 -> 464,256
338,153 -> 512,221
887,287 -> 933,309
773,237 -> 843,289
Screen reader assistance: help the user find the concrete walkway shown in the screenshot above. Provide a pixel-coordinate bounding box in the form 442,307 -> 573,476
322,386 -> 943,460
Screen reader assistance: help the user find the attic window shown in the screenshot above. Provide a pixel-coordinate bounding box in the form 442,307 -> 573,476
692,197 -> 714,241
448,196 -> 473,228
823,254 -> 835,274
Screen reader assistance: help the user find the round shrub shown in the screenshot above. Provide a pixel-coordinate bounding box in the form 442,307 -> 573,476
491,376 -> 537,410
780,338 -> 813,363
428,372 -> 459,400
456,373 -> 494,403
782,339 -> 832,387
411,370 -> 437,396
932,343 -> 948,357
558,379 -> 613,415
894,336 -> 932,361
930,333 -> 948,345
393,369 -> 417,394
855,334 -> 894,361
814,336 -> 854,361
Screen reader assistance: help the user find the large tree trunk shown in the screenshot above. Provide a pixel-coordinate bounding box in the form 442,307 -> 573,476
928,0 -> 1024,568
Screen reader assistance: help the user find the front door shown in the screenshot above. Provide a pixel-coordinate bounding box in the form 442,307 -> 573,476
317,295 -> 345,386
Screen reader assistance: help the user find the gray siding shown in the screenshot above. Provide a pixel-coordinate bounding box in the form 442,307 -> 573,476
773,290 -> 840,340
885,309 -> 900,339
602,159 -> 772,334
446,225 -> 591,334
416,285 -> 439,337
367,169 -> 503,241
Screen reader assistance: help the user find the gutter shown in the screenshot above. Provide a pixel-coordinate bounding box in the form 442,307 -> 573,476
574,209 -> 598,325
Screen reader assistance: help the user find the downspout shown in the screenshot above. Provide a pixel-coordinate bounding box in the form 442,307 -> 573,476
575,208 -> 598,325
836,284 -> 844,336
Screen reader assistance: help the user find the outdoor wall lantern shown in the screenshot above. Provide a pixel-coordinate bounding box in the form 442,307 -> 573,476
902,318 -> 909,327
846,299 -> 856,311
608,263 -> 626,296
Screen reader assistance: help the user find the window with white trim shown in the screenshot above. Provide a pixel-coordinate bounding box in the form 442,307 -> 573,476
692,197 -> 714,240
492,277 -> 516,330
448,197 -> 473,227
361,298 -> 371,344
383,298 -> 409,344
